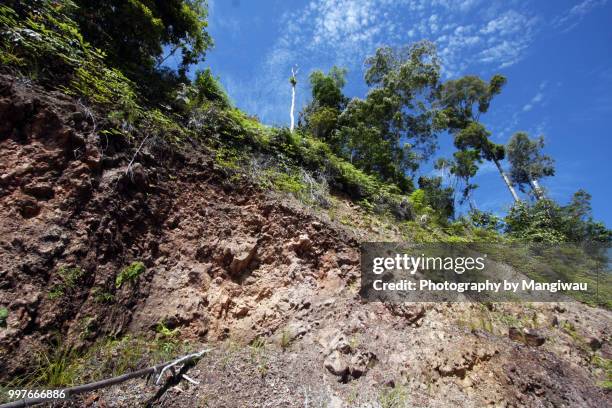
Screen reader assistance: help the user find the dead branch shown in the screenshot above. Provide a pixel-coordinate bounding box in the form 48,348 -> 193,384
155,349 -> 211,385
0,349 -> 212,408
125,133 -> 151,175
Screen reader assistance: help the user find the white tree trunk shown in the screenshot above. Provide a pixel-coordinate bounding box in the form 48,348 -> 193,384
493,158 -> 520,203
290,66 -> 298,132
290,84 -> 296,132
530,177 -> 544,200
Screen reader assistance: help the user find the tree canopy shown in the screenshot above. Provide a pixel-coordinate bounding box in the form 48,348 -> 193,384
73,0 -> 212,84
507,132 -> 555,199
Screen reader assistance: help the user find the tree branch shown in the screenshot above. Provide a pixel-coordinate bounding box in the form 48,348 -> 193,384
0,349 -> 212,408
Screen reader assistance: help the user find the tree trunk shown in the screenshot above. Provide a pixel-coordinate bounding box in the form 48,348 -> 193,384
529,177 -> 544,200
493,158 -> 520,203
290,84 -> 296,132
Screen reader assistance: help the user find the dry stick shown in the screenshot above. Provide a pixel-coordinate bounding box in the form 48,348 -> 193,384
154,349 -> 210,385
125,134 -> 151,175
0,350 -> 212,408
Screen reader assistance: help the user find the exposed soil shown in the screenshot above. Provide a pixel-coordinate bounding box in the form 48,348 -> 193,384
0,75 -> 610,407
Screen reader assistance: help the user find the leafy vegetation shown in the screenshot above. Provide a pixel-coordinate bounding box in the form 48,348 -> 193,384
115,262 -> 146,288
0,307 -> 7,328
48,266 -> 86,300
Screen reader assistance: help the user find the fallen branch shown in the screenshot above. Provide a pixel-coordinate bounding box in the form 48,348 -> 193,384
125,133 -> 150,176
155,349 -> 211,385
0,349 -> 212,408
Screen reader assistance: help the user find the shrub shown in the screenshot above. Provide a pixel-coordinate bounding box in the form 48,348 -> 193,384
48,266 -> 85,299
191,68 -> 231,108
115,262 -> 145,288
0,1 -> 140,114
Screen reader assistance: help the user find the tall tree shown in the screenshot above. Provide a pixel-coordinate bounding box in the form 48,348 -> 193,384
438,75 -> 520,203
506,132 -> 555,200
337,41 -> 442,191
300,66 -> 348,151
449,150 -> 482,211
289,66 -> 298,132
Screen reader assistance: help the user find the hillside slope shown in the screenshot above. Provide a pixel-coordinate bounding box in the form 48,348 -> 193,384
0,75 -> 611,407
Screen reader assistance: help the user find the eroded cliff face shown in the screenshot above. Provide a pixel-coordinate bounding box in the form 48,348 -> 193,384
0,76 -> 610,407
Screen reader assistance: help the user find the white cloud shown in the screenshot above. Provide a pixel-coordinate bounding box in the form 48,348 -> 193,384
223,0 -> 541,124
522,81 -> 547,112
553,0 -> 608,32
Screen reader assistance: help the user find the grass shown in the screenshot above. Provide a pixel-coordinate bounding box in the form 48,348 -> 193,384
48,266 -> 86,299
115,261 -> 145,288
591,355 -> 612,390
249,337 -> 268,377
378,384 -> 409,408
0,307 -> 7,327
279,329 -> 292,350
1,331 -> 196,396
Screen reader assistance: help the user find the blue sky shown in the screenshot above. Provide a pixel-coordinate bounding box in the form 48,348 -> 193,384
187,0 -> 612,225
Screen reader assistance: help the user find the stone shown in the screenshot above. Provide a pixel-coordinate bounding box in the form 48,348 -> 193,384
23,182 -> 54,200
227,238 -> 258,275
324,350 -> 349,377
587,337 -> 602,351
509,327 -> 546,347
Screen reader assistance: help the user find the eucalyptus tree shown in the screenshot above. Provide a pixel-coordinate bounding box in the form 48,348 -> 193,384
300,66 -> 348,151
506,132 -> 555,200
337,41 -> 443,191
438,75 -> 520,203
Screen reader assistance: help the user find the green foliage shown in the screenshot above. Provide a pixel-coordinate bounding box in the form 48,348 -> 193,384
73,0 -> 212,82
468,210 -> 504,231
507,132 -> 555,197
309,66 -> 348,110
91,288 -> 114,303
140,108 -> 187,143
0,1 -> 140,114
591,355 -> 612,390
418,175 -> 454,219
48,266 -> 86,300
156,322 -> 180,338
306,106 -> 340,143
189,68 -> 231,108
505,195 -> 611,243
408,189 -> 427,213
266,171 -> 306,194
115,262 -> 146,288
0,307 -> 7,328
335,41 -> 441,190
437,74 -> 510,203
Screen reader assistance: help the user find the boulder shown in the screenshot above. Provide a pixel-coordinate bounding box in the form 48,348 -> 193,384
227,238 -> 258,275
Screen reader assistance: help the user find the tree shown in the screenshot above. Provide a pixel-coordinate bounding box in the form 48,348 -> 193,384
418,175 -> 455,219
309,66 -> 348,110
73,0 -> 212,85
289,66 -> 298,132
300,66 -> 348,150
506,132 -> 555,200
438,75 -> 520,203
448,150 -> 481,211
505,193 -> 611,243
337,41 -> 442,191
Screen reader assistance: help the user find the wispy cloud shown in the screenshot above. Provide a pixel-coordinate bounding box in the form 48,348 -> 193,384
553,0 -> 608,32
523,81 -> 547,112
222,0 -> 541,124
